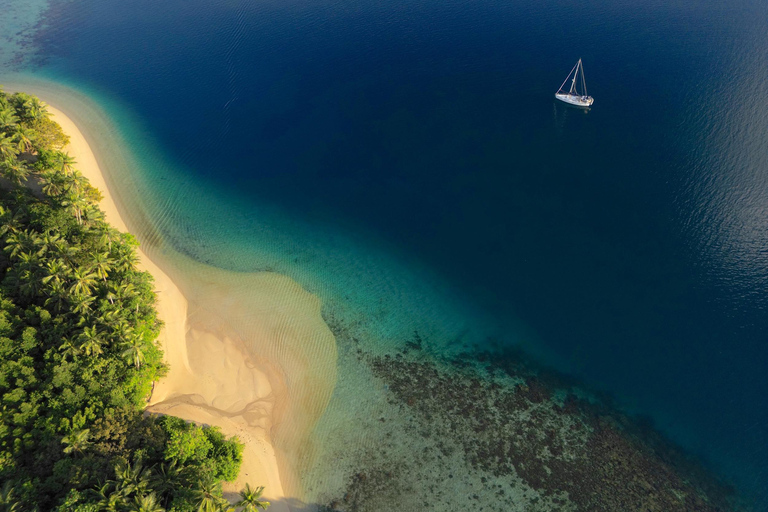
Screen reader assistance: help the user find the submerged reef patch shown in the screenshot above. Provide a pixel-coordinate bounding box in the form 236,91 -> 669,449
320,332 -> 739,512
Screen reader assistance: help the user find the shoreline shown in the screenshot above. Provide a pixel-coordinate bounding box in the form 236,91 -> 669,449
42,99 -> 338,508
47,105 -> 287,502
3,84 -> 749,511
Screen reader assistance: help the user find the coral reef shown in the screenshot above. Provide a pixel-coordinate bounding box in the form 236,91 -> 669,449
322,335 -> 738,512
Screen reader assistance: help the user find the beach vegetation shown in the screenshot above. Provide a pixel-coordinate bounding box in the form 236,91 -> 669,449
235,484 -> 270,511
0,90 -> 266,511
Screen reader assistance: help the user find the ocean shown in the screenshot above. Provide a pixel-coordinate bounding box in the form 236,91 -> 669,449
2,0 -> 767,508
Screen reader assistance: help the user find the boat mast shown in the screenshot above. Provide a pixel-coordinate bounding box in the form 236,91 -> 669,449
580,59 -> 588,96
570,59 -> 580,93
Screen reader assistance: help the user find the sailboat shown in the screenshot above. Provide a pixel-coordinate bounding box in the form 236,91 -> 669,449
555,59 -> 594,107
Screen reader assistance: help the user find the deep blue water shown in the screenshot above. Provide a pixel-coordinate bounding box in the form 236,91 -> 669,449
11,0 -> 768,505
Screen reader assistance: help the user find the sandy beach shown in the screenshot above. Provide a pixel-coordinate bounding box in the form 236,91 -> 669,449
43,101 -> 338,509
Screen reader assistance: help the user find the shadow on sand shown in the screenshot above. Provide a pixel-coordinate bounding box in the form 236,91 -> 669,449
221,495 -> 332,512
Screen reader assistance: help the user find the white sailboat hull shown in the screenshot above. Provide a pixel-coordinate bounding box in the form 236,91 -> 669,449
555,92 -> 594,107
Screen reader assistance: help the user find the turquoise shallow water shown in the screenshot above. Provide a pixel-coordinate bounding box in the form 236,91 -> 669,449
2,0 -> 768,507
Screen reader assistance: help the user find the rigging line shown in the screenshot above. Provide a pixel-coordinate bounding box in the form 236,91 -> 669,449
558,61 -> 580,94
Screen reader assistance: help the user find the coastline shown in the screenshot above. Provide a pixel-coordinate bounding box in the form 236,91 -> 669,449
1,85 -> 746,511
43,101 -> 338,508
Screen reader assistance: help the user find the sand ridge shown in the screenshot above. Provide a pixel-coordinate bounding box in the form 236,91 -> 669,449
44,102 -> 338,509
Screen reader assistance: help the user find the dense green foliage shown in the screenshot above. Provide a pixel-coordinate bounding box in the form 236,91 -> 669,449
0,89 -> 255,511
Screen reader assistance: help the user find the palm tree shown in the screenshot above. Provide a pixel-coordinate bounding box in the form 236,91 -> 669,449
0,134 -> 18,162
25,95 -> 49,121
0,205 -> 25,236
95,307 -> 120,327
62,192 -> 89,224
70,293 -> 96,315
69,266 -> 98,296
62,428 -> 90,455
0,108 -> 18,132
153,461 -> 187,507
15,249 -> 38,269
99,227 -> 120,252
105,287 -> 119,306
112,460 -> 154,500
91,252 -> 115,282
38,171 -> 68,197
45,281 -> 69,313
13,126 -> 34,153
14,251 -> 43,299
12,93 -> 48,121
115,245 -> 140,271
0,480 -> 21,512
0,160 -> 30,186
52,151 -> 77,175
59,337 -> 82,362
3,229 -> 32,258
235,484 -> 270,511
192,477 -> 228,512
89,482 -> 124,512
121,335 -> 146,369
113,281 -> 138,305
67,169 -> 89,194
42,258 -> 69,285
17,271 -> 42,300
132,493 -> 166,512
110,319 -> 134,344
38,230 -> 62,255
51,237 -> 79,265
78,326 -> 104,356
87,205 -> 106,223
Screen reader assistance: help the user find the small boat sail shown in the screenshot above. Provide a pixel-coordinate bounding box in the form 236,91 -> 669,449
555,59 -> 594,107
